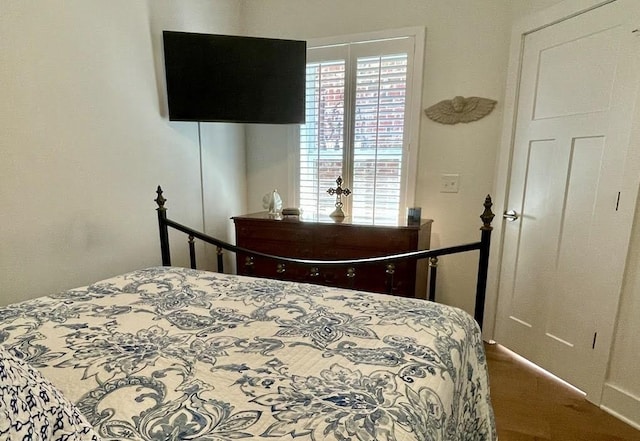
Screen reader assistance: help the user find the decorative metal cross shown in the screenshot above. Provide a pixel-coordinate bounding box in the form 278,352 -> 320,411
327,176 -> 351,218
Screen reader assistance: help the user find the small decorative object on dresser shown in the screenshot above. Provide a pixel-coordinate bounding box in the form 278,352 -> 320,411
262,189 -> 282,215
281,207 -> 301,217
407,207 -> 422,226
326,176 -> 351,218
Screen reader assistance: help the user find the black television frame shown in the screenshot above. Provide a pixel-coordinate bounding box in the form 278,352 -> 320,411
163,31 -> 306,124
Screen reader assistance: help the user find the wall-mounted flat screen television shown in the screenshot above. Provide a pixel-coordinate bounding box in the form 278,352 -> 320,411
163,31 -> 306,124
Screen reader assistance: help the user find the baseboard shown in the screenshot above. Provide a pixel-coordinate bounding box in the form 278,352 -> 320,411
600,383 -> 640,431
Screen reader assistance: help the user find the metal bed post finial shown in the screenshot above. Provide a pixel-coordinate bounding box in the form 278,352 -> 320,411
475,194 -> 494,329
480,195 -> 495,230
155,186 -> 167,210
156,186 -> 171,266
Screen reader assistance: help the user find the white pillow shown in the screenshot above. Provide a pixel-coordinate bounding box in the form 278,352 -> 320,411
0,346 -> 101,441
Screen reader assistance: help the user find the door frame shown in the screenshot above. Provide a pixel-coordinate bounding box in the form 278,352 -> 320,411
484,0 -> 623,341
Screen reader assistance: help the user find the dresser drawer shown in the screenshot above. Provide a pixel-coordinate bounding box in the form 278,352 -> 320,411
312,246 -> 361,260
316,227 -> 414,252
235,223 -> 313,243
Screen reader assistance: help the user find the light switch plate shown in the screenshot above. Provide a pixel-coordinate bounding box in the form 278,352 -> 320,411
440,173 -> 460,193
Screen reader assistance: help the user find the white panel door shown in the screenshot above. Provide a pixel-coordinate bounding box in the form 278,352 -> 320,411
495,0 -> 640,401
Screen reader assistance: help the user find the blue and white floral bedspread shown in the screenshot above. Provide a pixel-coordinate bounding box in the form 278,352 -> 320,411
0,267 -> 496,440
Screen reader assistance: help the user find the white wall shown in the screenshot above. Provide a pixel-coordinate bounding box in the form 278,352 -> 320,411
241,0 -> 514,314
245,124 -> 297,210
508,0 -> 568,19
0,0 -> 246,306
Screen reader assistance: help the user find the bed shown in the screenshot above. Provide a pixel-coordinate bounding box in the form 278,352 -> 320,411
0,189 -> 497,441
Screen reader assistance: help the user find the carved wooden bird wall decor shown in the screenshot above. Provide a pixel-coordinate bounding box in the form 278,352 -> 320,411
424,96 -> 497,124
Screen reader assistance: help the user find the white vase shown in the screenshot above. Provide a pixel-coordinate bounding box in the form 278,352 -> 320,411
263,189 -> 282,215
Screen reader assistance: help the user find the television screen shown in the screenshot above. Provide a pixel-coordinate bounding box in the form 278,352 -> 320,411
163,31 -> 306,124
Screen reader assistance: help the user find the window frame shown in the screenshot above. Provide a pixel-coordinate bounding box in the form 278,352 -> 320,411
291,27 -> 425,222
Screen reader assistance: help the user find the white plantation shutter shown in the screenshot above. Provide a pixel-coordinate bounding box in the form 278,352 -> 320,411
299,32 -> 421,224
352,53 -> 407,224
299,59 -> 346,217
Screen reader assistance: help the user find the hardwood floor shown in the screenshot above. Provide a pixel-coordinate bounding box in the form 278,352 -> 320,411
485,343 -> 640,441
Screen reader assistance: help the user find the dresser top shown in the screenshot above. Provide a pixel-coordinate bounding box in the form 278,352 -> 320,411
232,211 -> 433,230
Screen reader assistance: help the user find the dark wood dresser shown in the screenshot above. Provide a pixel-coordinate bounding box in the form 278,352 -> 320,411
232,213 -> 432,298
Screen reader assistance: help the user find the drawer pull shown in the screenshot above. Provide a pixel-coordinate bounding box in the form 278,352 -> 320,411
346,267 -> 356,289
385,264 -> 396,295
243,256 -> 255,276
385,264 -> 395,275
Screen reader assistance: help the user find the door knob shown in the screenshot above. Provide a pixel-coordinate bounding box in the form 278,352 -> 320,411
503,210 -> 519,221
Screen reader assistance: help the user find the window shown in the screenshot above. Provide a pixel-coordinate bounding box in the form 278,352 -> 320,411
298,29 -> 424,225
